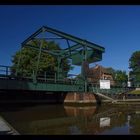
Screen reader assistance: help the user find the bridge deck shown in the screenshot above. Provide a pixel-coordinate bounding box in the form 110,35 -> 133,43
0,77 -> 84,92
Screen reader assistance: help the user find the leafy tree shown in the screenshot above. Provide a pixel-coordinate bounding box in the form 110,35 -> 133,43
129,51 -> 140,86
100,67 -> 127,87
105,67 -> 128,87
114,70 -> 128,87
11,39 -> 71,78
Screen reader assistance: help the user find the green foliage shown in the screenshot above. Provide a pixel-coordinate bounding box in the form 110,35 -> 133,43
129,51 -> 140,71
114,70 -> 128,87
105,67 -> 127,86
105,67 -> 128,87
11,39 -> 71,77
129,51 -> 140,84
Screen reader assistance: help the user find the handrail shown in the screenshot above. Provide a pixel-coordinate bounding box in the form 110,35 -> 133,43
91,84 -> 117,103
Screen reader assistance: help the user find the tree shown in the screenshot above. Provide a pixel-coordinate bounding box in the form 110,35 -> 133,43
114,70 -> 128,87
11,39 -> 71,78
129,51 -> 140,86
102,67 -> 128,87
104,67 -> 128,87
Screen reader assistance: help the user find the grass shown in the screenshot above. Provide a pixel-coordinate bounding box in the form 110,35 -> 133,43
128,90 -> 140,94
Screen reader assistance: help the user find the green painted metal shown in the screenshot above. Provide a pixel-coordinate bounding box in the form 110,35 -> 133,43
19,26 -> 105,91
0,78 -> 84,92
0,73 -> 130,95
89,86 -> 128,94
0,65 -> 131,94
21,26 -> 105,52
0,26 -> 107,94
71,49 -> 102,65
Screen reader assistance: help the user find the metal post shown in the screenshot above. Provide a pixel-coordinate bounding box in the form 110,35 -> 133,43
57,58 -> 62,80
34,29 -> 45,81
66,39 -> 71,57
80,41 -> 88,100
84,42 -> 88,93
6,66 -> 8,76
32,70 -> 37,84
45,71 -> 46,82
55,72 -> 56,83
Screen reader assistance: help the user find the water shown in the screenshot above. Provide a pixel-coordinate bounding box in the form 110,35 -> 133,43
0,103 -> 140,135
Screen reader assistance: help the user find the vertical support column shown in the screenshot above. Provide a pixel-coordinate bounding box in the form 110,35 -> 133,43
82,42 -> 88,93
57,58 -> 61,80
44,71 -> 46,82
34,28 -> 45,83
32,70 -> 37,84
66,39 -> 71,57
80,41 -> 88,100
55,72 -> 56,83
6,66 -> 8,76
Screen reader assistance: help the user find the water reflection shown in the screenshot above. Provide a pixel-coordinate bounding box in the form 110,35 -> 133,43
64,106 -> 96,117
100,117 -> 110,128
0,103 -> 140,135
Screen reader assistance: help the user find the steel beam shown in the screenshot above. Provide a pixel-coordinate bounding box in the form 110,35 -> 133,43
43,26 -> 105,52
21,26 -> 105,52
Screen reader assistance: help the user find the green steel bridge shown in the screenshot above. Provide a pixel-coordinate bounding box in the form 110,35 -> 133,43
0,26 -> 132,102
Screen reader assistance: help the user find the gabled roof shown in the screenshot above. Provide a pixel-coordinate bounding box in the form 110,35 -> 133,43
90,65 -> 112,75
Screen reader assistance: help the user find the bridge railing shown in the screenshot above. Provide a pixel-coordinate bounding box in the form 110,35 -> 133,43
88,82 -> 133,95
0,65 -> 11,77
35,72 -> 78,85
0,66 -> 80,86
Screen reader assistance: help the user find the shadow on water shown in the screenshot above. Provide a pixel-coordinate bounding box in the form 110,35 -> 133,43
0,102 -> 63,112
0,90 -> 68,112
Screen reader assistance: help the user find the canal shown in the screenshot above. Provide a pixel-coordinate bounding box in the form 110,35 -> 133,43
0,102 -> 140,135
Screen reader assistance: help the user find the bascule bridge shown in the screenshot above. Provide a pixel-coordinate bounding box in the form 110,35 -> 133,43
0,26 -> 130,103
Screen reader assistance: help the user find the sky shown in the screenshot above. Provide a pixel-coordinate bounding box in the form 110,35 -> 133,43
0,5 -> 140,75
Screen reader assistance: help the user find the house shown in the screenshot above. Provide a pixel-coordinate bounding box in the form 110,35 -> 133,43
87,65 -> 115,86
